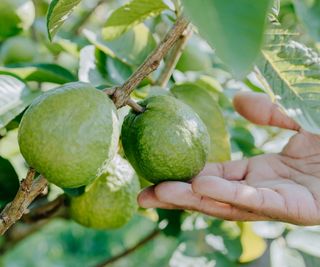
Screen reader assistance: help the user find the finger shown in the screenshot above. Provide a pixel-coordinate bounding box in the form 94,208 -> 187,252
192,176 -> 286,220
154,181 -> 270,221
138,186 -> 179,209
198,159 -> 249,181
233,92 -> 300,130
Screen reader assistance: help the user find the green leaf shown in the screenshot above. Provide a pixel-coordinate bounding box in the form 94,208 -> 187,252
102,0 -> 169,40
293,0 -> 320,42
171,83 -> 231,162
47,0 -> 82,41
79,45 -> 133,87
231,126 -> 263,157
78,45 -> 111,87
258,36 -> 320,134
0,0 -> 35,40
84,24 -> 156,66
0,75 -> 40,129
181,0 -> 271,77
0,63 -> 76,84
208,220 -> 242,261
157,209 -> 183,237
300,251 -> 320,267
0,156 -> 19,210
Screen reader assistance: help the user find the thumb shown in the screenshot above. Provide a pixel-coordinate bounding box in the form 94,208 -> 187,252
233,92 -> 300,131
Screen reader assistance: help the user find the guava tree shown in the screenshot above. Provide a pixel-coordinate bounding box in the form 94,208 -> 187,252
0,0 -> 320,266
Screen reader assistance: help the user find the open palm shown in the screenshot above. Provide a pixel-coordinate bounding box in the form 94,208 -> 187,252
138,92 -> 320,225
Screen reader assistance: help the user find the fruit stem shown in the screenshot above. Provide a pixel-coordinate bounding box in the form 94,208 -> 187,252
127,99 -> 145,113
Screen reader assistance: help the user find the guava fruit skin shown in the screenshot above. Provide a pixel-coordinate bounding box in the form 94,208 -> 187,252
70,155 -> 140,229
121,95 -> 210,184
18,82 -> 120,188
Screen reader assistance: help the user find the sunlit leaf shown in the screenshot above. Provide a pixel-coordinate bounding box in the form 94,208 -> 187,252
47,0 -> 82,41
0,75 -> 40,129
259,34 -> 320,134
270,238 -> 306,267
103,0 -> 168,40
286,228 -> 320,258
84,24 -> 156,66
181,0 -> 271,77
0,63 -> 76,84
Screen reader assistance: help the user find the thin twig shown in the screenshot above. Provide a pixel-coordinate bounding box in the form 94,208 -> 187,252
0,170 -> 47,235
110,17 -> 190,108
95,229 -> 160,267
156,25 -> 192,87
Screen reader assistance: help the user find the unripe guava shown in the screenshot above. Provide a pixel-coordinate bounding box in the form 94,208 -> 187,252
121,95 -> 210,183
176,43 -> 212,72
70,155 -> 140,229
0,0 -> 35,40
18,82 -> 120,188
0,36 -> 37,65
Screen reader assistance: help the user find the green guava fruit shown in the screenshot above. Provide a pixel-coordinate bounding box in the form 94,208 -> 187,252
0,36 -> 37,65
70,155 -> 140,229
18,82 -> 120,188
121,95 -> 210,184
0,0 -> 35,40
176,42 -> 212,72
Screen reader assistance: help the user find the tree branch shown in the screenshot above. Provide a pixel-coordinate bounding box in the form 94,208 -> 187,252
110,16 -> 190,108
95,229 -> 160,267
0,169 -> 47,235
156,25 -> 192,88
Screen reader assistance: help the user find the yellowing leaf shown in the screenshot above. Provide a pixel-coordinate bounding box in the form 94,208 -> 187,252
239,222 -> 267,263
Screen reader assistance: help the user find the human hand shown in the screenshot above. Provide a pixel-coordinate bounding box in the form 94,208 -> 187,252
138,92 -> 320,225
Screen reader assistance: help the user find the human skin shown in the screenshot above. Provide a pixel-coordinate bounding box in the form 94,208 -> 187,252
138,92 -> 320,225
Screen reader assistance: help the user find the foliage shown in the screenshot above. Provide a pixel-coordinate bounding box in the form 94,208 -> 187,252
0,0 -> 320,266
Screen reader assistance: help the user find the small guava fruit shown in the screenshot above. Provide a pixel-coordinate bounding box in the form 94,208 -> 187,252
18,82 -> 120,188
0,36 -> 37,65
0,0 -> 35,40
69,155 -> 140,229
176,42 -> 212,72
121,95 -> 210,184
